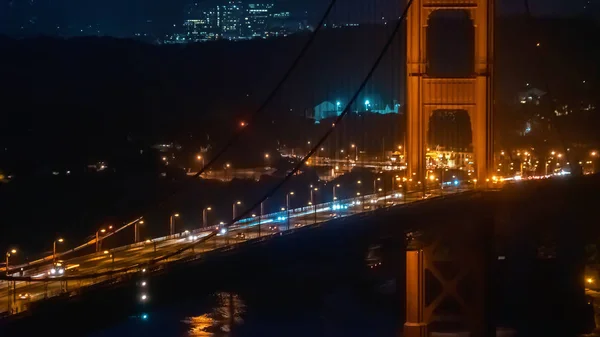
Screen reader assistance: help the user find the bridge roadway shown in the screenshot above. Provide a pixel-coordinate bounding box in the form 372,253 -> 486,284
0,185 -> 473,317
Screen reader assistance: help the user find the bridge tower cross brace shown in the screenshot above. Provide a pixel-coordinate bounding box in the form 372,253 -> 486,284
406,0 -> 494,182
404,229 -> 490,337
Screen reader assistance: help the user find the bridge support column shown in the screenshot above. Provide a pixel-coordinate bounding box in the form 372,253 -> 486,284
404,215 -> 492,337
404,247 -> 428,337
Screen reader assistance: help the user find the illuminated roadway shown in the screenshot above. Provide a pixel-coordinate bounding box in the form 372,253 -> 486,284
0,185 -> 476,316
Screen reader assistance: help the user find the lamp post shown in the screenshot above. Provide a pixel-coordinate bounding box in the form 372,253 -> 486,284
95,229 -> 106,252
224,163 -> 231,180
203,207 -> 212,228
5,249 -> 16,276
53,238 -> 64,261
232,201 -> 242,221
287,192 -> 294,230
357,180 -> 365,206
264,153 -> 270,168
134,221 -> 144,243
258,201 -> 265,237
351,144 -> 358,161
333,184 -> 340,202
373,177 -> 381,207
196,155 -> 205,169
170,213 -> 180,236
310,186 -> 318,224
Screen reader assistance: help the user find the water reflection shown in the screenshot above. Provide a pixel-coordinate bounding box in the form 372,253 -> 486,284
183,292 -> 246,336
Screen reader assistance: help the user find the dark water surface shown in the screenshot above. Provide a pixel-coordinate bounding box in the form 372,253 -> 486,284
88,286 -> 397,337
87,265 -> 398,337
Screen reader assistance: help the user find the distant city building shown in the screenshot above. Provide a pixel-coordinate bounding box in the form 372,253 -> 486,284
152,143 -> 182,152
183,9 -> 218,42
167,1 -> 308,43
371,103 -> 402,115
518,87 -> 546,105
313,101 -> 342,121
218,1 -> 244,39
312,98 -> 401,123
244,3 -> 274,38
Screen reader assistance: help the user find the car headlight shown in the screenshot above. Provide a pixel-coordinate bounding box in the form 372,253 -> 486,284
50,268 -> 56,274
58,269 -> 64,275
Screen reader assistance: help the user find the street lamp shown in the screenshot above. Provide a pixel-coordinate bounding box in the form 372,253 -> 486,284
134,220 -> 144,243
333,184 -> 341,201
96,228 -> 106,252
287,192 -> 294,230
310,186 -> 318,224
203,207 -> 212,227
365,100 -> 371,111
170,213 -> 180,236
196,154 -> 205,169
5,249 -> 16,276
224,163 -> 231,179
310,186 -> 318,204
318,147 -> 325,166
373,177 -> 381,194
53,238 -> 64,261
232,201 -> 242,220
591,151 -> 598,173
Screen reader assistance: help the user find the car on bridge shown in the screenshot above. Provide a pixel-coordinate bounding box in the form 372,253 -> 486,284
48,261 -> 79,276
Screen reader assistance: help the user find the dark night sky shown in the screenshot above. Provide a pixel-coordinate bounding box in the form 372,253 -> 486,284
1,0 -> 597,37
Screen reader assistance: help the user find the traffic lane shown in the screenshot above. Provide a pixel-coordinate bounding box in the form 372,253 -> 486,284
0,194 -> 421,313
13,199 -> 362,279
10,198 -> 383,282
17,232 -> 213,279
0,223 -> 315,311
